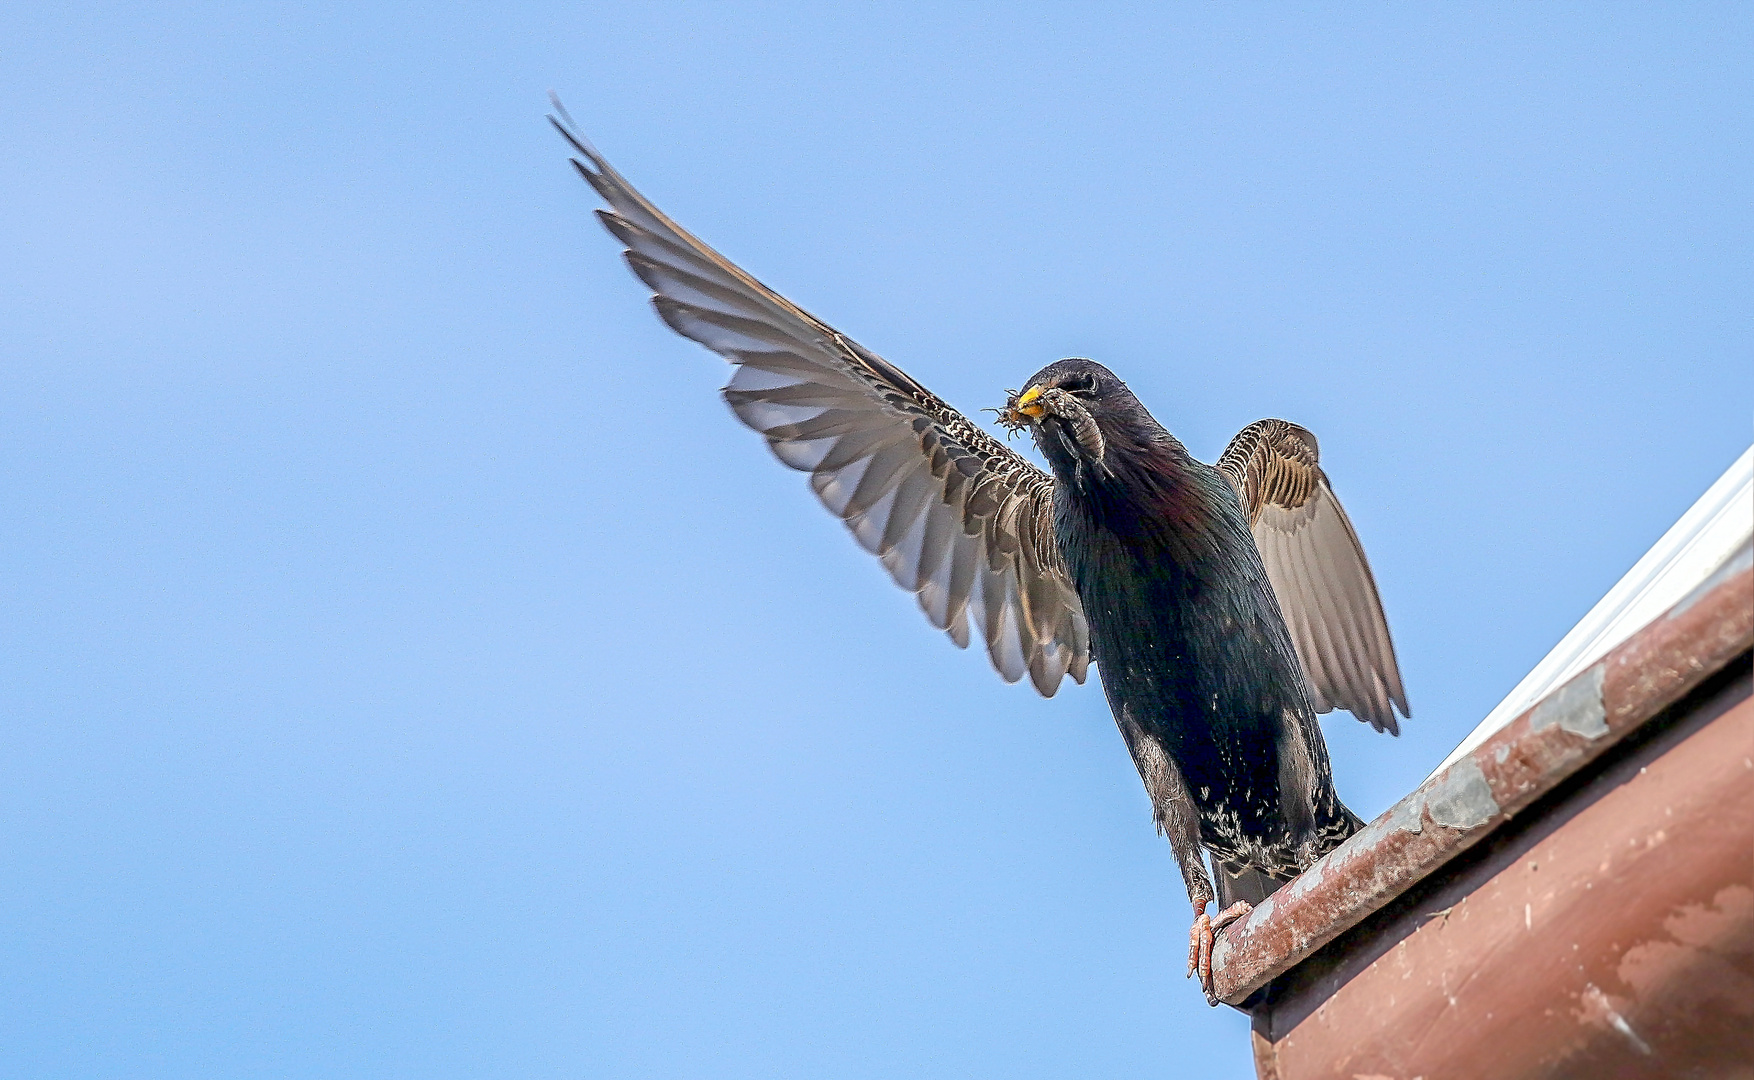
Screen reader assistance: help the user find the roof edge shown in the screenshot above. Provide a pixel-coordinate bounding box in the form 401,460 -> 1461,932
1432,444 -> 1753,777
1211,551 -> 1753,1004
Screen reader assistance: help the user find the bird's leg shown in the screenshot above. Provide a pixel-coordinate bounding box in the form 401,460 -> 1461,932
1189,899 -> 1254,1004
1117,710 -> 1232,1004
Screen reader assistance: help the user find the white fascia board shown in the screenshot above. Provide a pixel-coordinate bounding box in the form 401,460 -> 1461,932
1431,444 -> 1754,779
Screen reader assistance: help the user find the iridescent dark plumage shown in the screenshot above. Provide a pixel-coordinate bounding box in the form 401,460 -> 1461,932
1009,361 -> 1369,994
554,105 -> 1409,1003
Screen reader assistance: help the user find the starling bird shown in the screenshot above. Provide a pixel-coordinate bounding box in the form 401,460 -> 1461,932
554,108 -> 1409,1002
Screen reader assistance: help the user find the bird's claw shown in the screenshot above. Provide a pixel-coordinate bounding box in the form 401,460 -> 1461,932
1187,900 -> 1253,1005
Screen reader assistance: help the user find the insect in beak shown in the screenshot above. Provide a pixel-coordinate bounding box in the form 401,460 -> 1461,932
995,385 -> 1047,434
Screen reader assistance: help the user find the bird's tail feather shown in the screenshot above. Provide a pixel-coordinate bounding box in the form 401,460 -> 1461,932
1214,804 -> 1370,909
1214,859 -> 1295,909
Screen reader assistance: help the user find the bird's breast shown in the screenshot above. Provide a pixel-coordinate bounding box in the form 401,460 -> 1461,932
1055,460 -> 1312,797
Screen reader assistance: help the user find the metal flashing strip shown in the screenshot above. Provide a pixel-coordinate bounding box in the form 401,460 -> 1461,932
1209,561 -> 1753,1006
1432,445 -> 1753,778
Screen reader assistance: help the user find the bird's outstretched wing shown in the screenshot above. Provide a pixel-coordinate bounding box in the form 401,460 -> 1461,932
553,108 -> 1089,695
1217,420 -> 1410,733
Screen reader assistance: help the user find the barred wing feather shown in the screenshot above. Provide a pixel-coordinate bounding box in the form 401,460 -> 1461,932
1218,419 -> 1410,733
555,109 -> 1089,695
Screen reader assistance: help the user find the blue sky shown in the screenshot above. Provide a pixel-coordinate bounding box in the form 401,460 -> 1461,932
2,4 -> 1749,1078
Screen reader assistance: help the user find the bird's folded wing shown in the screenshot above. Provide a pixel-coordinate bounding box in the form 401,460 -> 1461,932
1218,420 -> 1409,733
554,108 -> 1089,695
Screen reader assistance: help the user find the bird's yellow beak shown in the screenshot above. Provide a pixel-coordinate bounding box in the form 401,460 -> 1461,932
994,384 -> 1048,435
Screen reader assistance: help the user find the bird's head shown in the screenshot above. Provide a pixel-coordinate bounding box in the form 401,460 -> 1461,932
997,358 -> 1139,475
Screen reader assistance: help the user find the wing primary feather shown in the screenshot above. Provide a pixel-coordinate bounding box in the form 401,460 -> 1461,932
1228,418 -> 1408,731
556,108 -> 1089,694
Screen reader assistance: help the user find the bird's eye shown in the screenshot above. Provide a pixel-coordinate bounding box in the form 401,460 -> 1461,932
1062,374 -> 1098,396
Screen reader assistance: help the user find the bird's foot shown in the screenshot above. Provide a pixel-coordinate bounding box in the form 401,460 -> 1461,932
1186,900 -> 1253,1005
